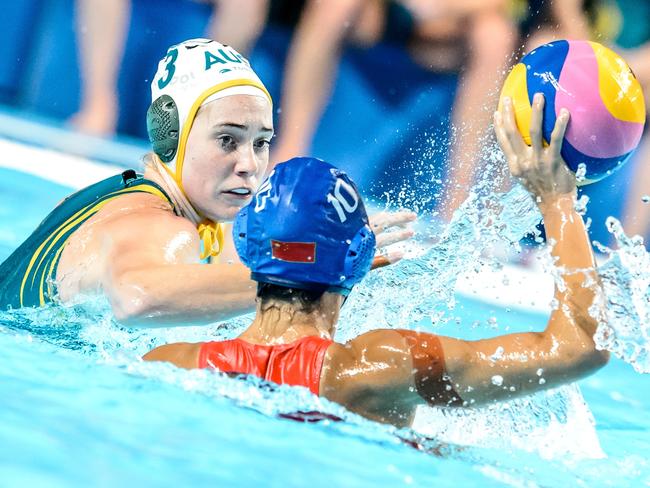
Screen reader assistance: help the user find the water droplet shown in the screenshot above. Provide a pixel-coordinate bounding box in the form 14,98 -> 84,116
574,194 -> 589,215
536,368 -> 544,376
491,375 -> 504,386
539,378 -> 546,385
489,346 -> 504,362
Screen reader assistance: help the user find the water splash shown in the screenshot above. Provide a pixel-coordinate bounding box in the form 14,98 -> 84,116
340,167 -> 605,459
340,184 -> 541,337
593,217 -> 650,373
0,133 -> 607,461
0,295 -> 252,358
413,384 -> 604,460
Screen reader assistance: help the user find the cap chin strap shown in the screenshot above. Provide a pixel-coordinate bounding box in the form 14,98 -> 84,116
197,219 -> 224,260
152,156 -> 224,259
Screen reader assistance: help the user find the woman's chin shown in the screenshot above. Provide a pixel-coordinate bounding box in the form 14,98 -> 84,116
206,204 -> 247,223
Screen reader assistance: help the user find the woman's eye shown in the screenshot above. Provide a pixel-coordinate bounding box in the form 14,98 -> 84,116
218,135 -> 236,150
255,139 -> 271,150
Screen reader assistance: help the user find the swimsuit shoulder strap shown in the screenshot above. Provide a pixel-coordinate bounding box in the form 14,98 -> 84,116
119,170 -> 176,210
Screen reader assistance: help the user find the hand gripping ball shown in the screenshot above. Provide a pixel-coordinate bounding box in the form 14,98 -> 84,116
499,40 -> 646,185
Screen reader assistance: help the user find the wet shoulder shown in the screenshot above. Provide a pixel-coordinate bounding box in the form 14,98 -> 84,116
90,192 -> 196,238
323,331 -> 411,379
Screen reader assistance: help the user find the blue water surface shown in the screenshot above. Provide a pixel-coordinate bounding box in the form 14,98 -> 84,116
1,166 -> 649,487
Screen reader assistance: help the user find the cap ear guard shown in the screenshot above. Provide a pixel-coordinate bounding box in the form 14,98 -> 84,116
146,94 -> 180,163
343,224 -> 376,287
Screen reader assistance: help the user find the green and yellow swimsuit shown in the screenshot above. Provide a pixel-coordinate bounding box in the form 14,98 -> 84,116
0,170 -> 173,309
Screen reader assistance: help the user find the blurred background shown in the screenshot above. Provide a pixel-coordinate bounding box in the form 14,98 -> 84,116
0,0 -> 649,247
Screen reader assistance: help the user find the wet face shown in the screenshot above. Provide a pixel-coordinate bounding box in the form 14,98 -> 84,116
182,94 -> 273,221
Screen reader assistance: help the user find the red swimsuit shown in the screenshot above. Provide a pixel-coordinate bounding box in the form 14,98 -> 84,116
198,336 -> 333,395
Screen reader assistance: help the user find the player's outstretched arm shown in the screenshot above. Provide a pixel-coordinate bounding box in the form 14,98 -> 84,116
321,94 -> 609,424
432,94 -> 610,404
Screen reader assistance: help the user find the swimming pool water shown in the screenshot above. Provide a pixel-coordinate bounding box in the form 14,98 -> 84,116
1,163 -> 649,487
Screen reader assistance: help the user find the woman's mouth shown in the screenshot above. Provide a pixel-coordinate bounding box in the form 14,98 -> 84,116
223,187 -> 253,198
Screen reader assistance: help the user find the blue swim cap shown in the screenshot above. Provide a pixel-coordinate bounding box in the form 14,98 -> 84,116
233,157 -> 376,295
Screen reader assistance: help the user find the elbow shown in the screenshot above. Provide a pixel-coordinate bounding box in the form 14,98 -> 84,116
112,296 -> 156,326
111,292 -> 158,326
567,337 -> 610,378
106,274 -> 161,326
585,347 -> 610,372
580,319 -> 611,374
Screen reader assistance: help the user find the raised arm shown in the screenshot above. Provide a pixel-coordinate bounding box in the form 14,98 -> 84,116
322,94 -> 609,425
428,94 -> 609,404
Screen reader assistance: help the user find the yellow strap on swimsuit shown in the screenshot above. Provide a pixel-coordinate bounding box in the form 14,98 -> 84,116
198,220 -> 224,260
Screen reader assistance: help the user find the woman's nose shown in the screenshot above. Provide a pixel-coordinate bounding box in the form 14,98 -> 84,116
234,145 -> 259,175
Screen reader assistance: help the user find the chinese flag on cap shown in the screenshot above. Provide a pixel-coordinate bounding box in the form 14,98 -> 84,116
271,240 -> 316,263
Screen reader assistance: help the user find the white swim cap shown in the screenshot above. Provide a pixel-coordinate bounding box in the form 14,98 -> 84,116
147,38 -> 272,189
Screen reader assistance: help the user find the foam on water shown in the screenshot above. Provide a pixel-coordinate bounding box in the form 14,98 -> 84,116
413,384 -> 604,460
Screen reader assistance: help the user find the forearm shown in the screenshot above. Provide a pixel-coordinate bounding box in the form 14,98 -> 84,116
209,0 -> 269,54
75,0 -> 130,103
106,262 -> 256,327
444,0 -> 507,18
276,2 -> 353,154
526,195 -> 608,389
539,195 -> 600,335
539,195 -> 593,267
